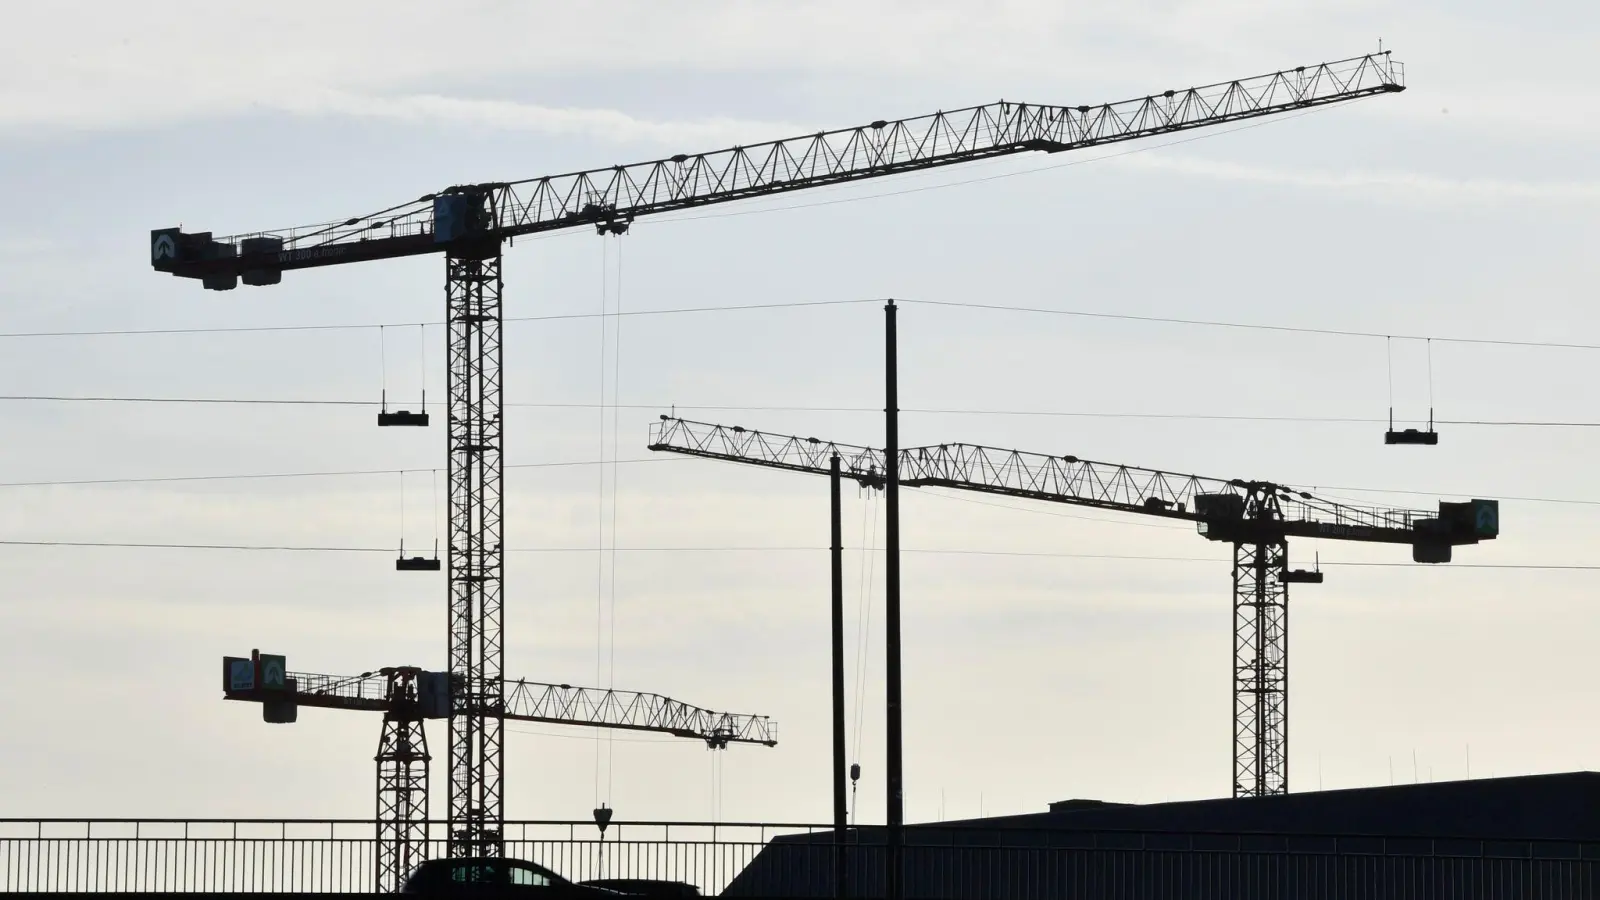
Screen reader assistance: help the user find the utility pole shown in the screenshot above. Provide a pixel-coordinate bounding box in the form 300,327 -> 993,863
830,454 -> 849,898
883,300 -> 903,900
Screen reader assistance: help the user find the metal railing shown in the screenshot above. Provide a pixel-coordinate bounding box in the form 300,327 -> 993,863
3,818 -> 1598,897
0,819 -> 812,894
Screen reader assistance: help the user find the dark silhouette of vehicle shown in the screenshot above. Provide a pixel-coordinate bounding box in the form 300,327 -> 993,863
579,878 -> 702,898
401,857 -> 623,897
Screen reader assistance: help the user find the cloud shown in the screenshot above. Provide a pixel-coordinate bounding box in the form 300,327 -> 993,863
283,90 -> 806,147
1112,152 -> 1600,203
0,0 -> 1494,139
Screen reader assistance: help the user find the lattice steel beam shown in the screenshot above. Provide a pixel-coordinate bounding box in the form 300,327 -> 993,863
503,681 -> 776,747
651,418 -> 1434,542
446,250 -> 505,858
375,669 -> 429,893
157,54 -> 1403,276
1233,541 -> 1289,797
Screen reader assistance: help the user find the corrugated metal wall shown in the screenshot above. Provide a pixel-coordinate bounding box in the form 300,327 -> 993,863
728,835 -> 1600,898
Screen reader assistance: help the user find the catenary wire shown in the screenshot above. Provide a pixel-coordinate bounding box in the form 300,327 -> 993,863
0,458 -> 685,489
2,455 -> 1594,509
0,299 -> 879,339
0,539 -> 1594,571
5,394 -> 1598,430
900,299 -> 1600,352
3,295 -> 1599,352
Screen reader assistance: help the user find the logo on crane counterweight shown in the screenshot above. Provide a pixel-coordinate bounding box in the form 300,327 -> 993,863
260,654 -> 287,690
227,658 -> 254,691
151,233 -> 177,262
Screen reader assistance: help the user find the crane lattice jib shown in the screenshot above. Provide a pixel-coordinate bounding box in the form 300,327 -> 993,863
899,443 -> 1430,543
267,671 -> 775,745
649,417 -> 1435,543
649,416 -> 887,487
155,54 -> 1402,277
503,681 -> 776,746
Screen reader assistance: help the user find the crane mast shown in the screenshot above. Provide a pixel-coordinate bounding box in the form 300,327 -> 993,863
647,417 -> 1497,797
151,52 -> 1405,859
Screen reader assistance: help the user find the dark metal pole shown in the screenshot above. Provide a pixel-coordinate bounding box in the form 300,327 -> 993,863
830,454 -> 848,898
1255,544 -> 1268,797
883,300 -> 903,900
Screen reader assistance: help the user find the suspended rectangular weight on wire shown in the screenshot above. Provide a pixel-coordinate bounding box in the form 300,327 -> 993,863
376,324 -> 430,427
1383,338 -> 1439,446
396,555 -> 441,572
1282,569 -> 1326,584
1385,427 -> 1439,445
378,410 -> 430,427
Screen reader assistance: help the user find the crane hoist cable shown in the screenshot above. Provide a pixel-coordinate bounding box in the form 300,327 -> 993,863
607,233 -> 627,802
593,236 -> 609,806
593,230 -> 630,805
851,488 -> 880,767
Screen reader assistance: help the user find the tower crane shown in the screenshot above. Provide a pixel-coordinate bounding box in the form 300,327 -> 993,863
646,416 -> 1498,798
148,52 -> 1405,860
222,650 -> 775,892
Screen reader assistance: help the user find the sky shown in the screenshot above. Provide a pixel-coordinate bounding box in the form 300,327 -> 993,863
2,0 -> 1599,832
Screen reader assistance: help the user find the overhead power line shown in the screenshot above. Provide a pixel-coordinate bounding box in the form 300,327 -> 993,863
6,393 -> 1598,430
1,455 -> 1590,509
0,539 -> 1594,571
1,295 -> 1595,353
902,299 -> 1600,352
0,299 -> 877,340
0,458 -> 680,489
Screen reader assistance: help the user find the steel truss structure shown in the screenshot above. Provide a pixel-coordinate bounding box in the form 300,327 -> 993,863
152,55 -> 1403,273
1234,540 -> 1289,798
445,248 -> 506,857
154,51 -> 1405,865
225,666 -> 774,890
238,669 -> 777,742
374,669 -> 430,893
648,418 -> 1495,798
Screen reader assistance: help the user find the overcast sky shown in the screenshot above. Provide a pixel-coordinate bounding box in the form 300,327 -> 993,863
2,1 -> 1599,830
